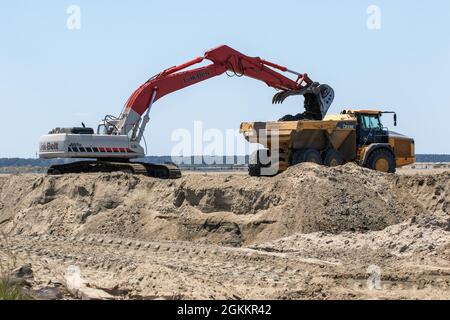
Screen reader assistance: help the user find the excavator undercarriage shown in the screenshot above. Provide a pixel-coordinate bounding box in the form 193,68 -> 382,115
47,161 -> 181,179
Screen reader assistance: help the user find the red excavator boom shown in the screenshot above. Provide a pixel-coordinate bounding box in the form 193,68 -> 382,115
125,45 -> 312,116
116,45 -> 317,135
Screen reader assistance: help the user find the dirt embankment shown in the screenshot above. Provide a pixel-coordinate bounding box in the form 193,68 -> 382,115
0,164 -> 449,299
0,163 -> 448,247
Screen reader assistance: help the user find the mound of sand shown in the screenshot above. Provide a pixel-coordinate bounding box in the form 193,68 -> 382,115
0,164 -> 449,299
0,163 -> 448,246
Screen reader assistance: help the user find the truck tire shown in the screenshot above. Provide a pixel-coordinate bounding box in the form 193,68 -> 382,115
366,148 -> 396,173
323,148 -> 344,167
249,149 -> 270,177
250,149 -> 271,166
292,148 -> 323,165
248,164 -> 262,177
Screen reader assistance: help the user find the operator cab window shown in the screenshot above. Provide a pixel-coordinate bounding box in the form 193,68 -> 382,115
97,124 -> 108,135
358,113 -> 388,145
360,115 -> 382,130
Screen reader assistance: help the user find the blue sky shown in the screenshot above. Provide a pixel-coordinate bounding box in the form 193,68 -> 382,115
1,0 -> 449,157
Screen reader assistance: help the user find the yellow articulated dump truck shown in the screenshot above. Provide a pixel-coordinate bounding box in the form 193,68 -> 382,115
240,110 -> 415,176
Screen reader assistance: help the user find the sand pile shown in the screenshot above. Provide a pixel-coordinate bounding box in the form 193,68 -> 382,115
0,163 -> 448,246
0,164 -> 449,299
251,214 -> 450,262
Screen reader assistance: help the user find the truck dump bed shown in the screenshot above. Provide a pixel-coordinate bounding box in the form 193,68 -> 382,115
240,114 -> 358,171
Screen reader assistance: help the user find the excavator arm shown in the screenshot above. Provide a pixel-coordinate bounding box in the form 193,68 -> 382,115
117,45 -> 333,137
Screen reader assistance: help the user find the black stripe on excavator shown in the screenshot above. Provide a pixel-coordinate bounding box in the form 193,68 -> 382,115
68,146 -> 133,153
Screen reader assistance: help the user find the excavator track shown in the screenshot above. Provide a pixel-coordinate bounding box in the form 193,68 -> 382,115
47,161 -> 181,179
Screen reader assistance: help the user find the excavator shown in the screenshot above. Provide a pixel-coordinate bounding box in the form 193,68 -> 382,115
39,45 -> 334,179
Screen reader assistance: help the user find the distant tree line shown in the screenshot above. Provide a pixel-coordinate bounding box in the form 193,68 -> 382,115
414,154 -> 450,163
0,154 -> 448,168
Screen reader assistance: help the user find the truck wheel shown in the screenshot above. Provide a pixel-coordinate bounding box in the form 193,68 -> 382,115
323,149 -> 344,167
248,164 -> 262,177
366,148 -> 396,173
49,168 -> 61,175
292,148 -> 323,165
250,149 -> 271,166
249,149 -> 270,177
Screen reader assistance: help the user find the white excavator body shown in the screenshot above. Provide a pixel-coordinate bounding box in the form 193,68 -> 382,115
39,132 -> 144,160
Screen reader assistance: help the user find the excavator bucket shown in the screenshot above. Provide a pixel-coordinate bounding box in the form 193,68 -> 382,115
273,83 -> 335,120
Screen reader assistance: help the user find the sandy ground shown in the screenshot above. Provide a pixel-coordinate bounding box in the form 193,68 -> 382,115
397,165 -> 450,175
0,163 -> 449,299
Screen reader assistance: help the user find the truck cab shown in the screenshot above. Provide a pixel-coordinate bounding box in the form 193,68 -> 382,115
347,110 -> 415,172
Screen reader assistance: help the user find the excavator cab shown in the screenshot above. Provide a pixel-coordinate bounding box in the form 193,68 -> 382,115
97,118 -> 120,135
97,122 -> 108,135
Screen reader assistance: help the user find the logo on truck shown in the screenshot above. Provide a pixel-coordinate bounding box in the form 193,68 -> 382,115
337,122 -> 356,129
